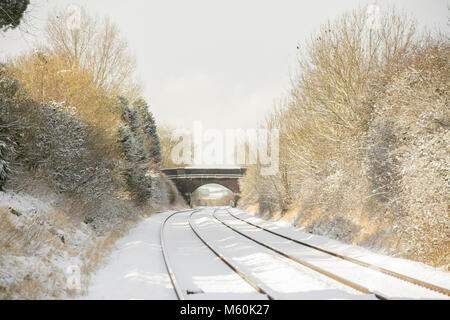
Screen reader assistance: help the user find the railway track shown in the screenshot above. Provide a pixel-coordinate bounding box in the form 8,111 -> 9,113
160,209 -> 194,300
161,207 -> 449,300
160,209 -> 271,300
187,210 -> 274,300
211,209 -> 386,299
218,208 -> 450,299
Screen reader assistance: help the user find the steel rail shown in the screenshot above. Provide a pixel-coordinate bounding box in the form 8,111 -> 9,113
225,209 -> 450,298
188,210 -> 274,300
212,209 -> 388,299
160,209 -> 195,300
165,174 -> 244,179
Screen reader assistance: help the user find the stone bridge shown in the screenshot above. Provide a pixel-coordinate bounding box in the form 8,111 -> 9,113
161,167 -> 247,207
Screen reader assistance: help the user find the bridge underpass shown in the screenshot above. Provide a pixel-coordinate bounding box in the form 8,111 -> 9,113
161,167 -> 247,207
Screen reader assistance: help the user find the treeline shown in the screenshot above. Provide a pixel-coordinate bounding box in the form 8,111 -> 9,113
0,4 -> 185,298
0,6 -> 183,232
239,7 -> 449,267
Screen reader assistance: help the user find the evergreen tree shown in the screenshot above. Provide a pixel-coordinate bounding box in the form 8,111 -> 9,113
118,97 -> 153,203
118,97 -> 145,164
134,99 -> 162,164
0,0 -> 30,31
0,141 -> 8,191
0,65 -> 15,191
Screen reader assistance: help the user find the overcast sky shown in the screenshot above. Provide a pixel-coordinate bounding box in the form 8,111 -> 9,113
1,0 -> 448,132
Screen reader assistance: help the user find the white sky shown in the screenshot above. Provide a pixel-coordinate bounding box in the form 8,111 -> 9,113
1,0 -> 448,132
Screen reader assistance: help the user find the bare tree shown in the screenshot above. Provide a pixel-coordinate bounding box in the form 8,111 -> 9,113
239,6 -> 419,214
284,6 -> 416,176
157,124 -> 192,168
45,7 -> 141,99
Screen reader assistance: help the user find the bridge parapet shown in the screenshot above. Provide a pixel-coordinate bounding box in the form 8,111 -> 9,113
162,167 -> 246,178
161,167 -> 247,207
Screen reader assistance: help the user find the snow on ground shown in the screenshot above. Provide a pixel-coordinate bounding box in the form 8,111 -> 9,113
216,209 -> 445,299
0,191 -> 92,246
80,206 -> 449,300
230,208 -> 450,294
0,191 -> 91,299
191,208 -> 374,300
82,211 -> 177,299
0,191 -> 53,218
162,210 -> 265,299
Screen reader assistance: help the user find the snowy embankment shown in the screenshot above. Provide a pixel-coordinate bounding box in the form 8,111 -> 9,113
0,191 -> 91,299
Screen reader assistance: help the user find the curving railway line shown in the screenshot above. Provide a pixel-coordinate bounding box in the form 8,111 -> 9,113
160,207 -> 450,300
223,208 -> 450,298
160,208 -> 268,300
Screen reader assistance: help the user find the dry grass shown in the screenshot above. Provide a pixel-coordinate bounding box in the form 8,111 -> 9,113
0,206 -> 68,299
0,207 -> 64,257
0,202 -> 145,299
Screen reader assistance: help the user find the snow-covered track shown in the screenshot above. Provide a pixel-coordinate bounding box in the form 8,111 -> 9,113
211,209 -> 385,299
189,209 -> 376,299
187,210 -> 274,300
221,209 -> 450,299
160,208 -> 268,300
160,209 -> 193,300
160,207 -> 448,299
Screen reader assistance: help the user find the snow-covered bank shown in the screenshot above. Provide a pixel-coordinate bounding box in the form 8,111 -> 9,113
82,211 -> 176,299
0,191 -> 91,299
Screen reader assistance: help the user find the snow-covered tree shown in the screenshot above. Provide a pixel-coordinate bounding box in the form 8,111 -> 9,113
134,99 -> 162,164
0,0 -> 29,31
119,97 -> 145,164
0,141 -> 8,191
0,65 -> 17,191
118,97 -> 153,203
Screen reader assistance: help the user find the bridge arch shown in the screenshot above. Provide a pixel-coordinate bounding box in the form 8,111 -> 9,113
161,167 -> 246,207
191,183 -> 235,207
